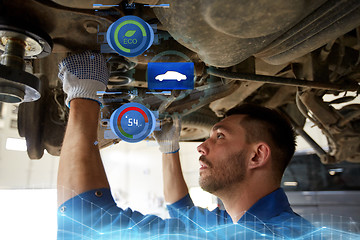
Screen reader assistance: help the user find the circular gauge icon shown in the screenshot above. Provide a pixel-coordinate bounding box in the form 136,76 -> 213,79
106,16 -> 154,57
110,102 -> 156,143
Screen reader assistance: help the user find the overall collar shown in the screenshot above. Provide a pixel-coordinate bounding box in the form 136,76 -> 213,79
238,188 -> 292,223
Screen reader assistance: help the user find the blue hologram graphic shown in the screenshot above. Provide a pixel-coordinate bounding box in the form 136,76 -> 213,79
58,188 -> 360,240
144,4 -> 170,8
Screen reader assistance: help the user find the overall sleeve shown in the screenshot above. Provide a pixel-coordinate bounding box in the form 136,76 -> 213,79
58,188 -> 192,239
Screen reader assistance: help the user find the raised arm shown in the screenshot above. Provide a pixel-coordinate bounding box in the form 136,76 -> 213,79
57,52 -> 110,207
57,99 -> 109,206
162,151 -> 188,203
154,116 -> 189,203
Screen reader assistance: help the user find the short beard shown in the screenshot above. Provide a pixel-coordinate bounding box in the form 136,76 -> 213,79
199,150 -> 246,194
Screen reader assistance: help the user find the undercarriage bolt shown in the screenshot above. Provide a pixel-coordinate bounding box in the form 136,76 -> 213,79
83,21 -> 99,34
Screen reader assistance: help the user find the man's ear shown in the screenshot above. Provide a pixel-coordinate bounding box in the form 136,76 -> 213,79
248,143 -> 271,169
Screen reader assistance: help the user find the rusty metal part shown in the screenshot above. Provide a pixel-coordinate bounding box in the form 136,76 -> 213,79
0,28 -> 52,103
83,21 -> 100,34
0,64 -> 40,103
157,90 -> 180,114
298,90 -> 343,129
2,0 -> 113,53
338,109 -> 360,128
33,52 -> 67,88
210,81 -> 264,117
209,57 -> 258,116
207,67 -> 359,91
298,90 -> 360,163
127,37 -> 199,66
165,80 -> 241,116
283,108 -> 335,164
0,18 -> 53,59
0,14 -> 53,103
257,0 -> 360,65
0,32 -> 41,58
108,57 -> 137,86
0,38 -> 26,70
297,91 -> 340,163
153,0 -> 325,67
336,104 -> 360,163
264,86 -> 296,109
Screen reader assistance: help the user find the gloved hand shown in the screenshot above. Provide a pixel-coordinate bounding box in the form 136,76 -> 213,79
154,114 -> 181,154
58,51 -> 109,107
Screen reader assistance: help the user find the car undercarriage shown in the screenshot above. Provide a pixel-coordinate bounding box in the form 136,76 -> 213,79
0,0 -> 359,164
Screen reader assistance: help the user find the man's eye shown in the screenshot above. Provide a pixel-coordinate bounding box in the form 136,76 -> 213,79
217,133 -> 224,139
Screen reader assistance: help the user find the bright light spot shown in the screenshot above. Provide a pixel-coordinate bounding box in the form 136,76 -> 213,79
329,168 -> 343,175
284,181 -> 298,186
323,94 -> 360,109
5,137 -> 27,151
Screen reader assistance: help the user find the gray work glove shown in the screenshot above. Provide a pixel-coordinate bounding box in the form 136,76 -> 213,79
154,114 -> 181,154
58,51 -> 109,107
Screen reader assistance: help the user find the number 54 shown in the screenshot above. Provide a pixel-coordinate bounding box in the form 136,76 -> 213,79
128,118 -> 139,126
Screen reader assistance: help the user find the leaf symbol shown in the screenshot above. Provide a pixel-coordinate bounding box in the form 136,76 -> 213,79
125,30 -> 136,37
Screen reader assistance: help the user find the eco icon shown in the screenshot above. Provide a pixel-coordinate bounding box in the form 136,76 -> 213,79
106,16 -> 154,57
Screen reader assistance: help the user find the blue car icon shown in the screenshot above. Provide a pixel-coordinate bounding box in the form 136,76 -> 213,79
155,71 -> 187,81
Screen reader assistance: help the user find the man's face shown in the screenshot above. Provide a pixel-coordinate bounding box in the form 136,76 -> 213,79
197,115 -> 251,193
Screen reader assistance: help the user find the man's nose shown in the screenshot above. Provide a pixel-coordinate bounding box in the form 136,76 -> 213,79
197,141 -> 208,155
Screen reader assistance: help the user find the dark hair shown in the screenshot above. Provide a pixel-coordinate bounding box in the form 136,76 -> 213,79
225,104 -> 296,178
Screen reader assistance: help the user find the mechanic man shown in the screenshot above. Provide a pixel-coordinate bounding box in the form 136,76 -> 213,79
159,105 -> 314,236
57,52 -> 315,239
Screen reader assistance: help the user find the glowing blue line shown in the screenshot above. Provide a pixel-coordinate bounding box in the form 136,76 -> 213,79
106,56 -> 113,63
146,91 -> 171,95
93,4 -> 119,8
144,4 -> 170,8
61,215 -> 104,234
97,91 -> 171,95
97,91 -> 123,95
